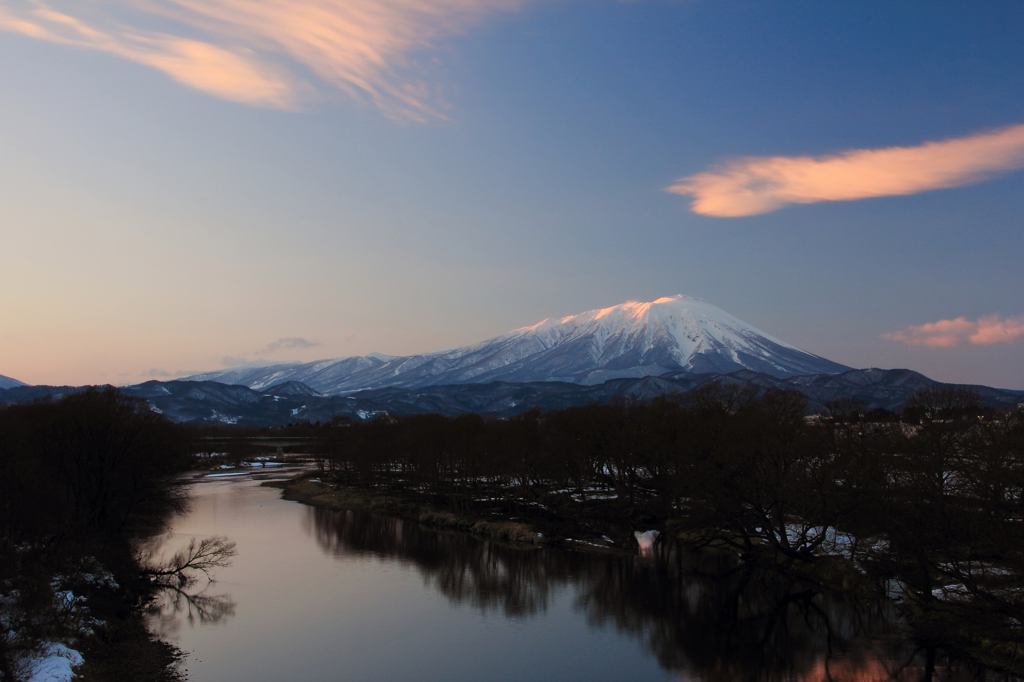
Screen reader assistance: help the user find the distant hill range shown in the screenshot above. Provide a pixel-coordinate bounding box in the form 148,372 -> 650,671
0,374 -> 26,390
2,368 -> 1021,427
3,297 -> 1020,425
185,296 -> 852,394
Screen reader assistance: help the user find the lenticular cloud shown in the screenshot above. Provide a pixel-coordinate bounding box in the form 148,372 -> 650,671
667,123 -> 1024,217
882,314 -> 1024,348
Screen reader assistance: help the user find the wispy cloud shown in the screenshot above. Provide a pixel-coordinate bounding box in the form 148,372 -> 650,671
0,0 -> 528,119
666,123 -> 1024,217
257,337 -> 321,355
882,314 -> 1024,348
0,3 -> 297,108
140,367 -> 196,378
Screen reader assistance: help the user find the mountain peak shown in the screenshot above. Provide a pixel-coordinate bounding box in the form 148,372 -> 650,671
498,295 -> 832,384
186,296 -> 850,395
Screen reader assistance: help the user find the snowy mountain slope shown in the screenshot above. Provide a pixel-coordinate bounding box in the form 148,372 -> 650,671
187,355 -> 387,391
263,380 -> 325,397
0,374 -> 27,389
186,296 -> 851,395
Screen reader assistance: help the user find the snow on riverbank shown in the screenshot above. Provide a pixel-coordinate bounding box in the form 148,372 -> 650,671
1,562 -> 119,680
24,643 -> 83,682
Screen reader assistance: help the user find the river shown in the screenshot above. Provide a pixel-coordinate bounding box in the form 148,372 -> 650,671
148,468 -> 927,682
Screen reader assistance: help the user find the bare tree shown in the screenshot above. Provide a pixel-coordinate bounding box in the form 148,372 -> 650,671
140,536 -> 237,589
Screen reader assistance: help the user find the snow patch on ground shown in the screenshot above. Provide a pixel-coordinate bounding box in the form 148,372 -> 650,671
25,643 -> 82,682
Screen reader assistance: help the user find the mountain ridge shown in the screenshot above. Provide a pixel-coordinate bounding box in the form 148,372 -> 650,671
0,374 -> 27,390
186,296 -> 851,394
1,368 -> 1020,426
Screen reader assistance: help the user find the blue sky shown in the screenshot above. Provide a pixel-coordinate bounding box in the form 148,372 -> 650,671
2,0 -> 1023,388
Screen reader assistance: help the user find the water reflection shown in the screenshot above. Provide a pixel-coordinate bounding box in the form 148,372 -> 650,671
148,585 -> 237,636
141,532 -> 239,638
579,556 -> 908,682
304,506 -> 947,682
302,506 -> 572,616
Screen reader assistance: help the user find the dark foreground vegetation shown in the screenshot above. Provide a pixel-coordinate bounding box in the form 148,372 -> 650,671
262,384 -> 1023,677
0,388 -> 230,682
3,383 -> 1021,678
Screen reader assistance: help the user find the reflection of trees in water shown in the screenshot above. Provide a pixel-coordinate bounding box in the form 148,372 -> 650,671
305,507 -> 935,681
577,550 -> 912,682
147,586 -> 237,637
139,534 -> 238,638
304,506 -> 585,616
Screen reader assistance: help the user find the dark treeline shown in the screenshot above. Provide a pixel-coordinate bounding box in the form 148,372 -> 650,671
0,388 -> 200,681
296,384 -> 1024,676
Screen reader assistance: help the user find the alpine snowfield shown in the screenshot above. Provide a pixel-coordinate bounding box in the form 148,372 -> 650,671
187,296 -> 851,395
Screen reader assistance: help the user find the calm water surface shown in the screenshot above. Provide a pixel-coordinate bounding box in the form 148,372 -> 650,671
149,470 -> 914,682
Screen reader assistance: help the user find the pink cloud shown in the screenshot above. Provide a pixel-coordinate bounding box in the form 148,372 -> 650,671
970,314 -> 1024,346
0,5 -> 297,109
882,314 -> 1024,348
666,123 -> 1024,217
0,0 -> 528,119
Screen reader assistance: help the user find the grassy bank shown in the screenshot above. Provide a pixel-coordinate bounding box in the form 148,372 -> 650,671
263,472 -> 636,553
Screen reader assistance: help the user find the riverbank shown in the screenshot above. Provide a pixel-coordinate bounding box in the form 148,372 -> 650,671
262,472 -> 639,554
249,466 -> 1024,678
0,546 -> 186,682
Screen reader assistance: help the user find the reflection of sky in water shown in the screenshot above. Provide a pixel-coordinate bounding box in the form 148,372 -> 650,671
151,474 -> 934,682
152,475 -> 677,682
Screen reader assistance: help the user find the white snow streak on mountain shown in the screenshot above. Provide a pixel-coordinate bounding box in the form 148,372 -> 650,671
186,296 -> 849,395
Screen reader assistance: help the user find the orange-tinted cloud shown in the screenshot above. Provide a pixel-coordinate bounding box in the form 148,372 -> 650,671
0,4 -> 297,108
666,123 -> 1024,216
0,0 -> 527,119
969,314 -> 1024,346
882,314 -> 1024,348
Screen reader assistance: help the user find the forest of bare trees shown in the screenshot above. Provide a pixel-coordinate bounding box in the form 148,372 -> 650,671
296,384 -> 1024,675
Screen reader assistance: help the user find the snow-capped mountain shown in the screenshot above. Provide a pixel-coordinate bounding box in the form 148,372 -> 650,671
0,374 -> 27,390
186,296 -> 851,395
